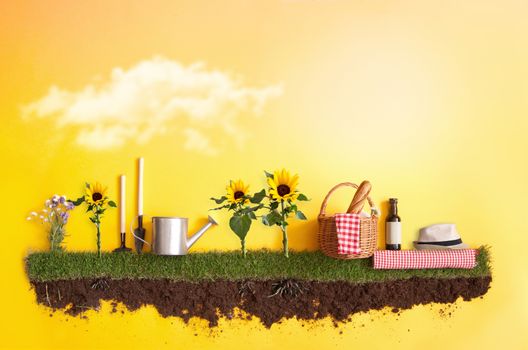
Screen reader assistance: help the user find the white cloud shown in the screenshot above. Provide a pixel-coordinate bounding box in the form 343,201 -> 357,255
22,56 -> 282,154
183,128 -> 218,157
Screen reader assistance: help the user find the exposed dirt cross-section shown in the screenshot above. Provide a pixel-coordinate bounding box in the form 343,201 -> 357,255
31,276 -> 491,328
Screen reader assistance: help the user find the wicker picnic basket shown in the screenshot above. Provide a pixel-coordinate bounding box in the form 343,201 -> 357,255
318,182 -> 378,259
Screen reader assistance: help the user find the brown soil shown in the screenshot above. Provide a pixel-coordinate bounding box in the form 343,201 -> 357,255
30,276 -> 491,328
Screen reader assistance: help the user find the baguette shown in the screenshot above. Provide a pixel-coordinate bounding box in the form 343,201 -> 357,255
347,180 -> 372,214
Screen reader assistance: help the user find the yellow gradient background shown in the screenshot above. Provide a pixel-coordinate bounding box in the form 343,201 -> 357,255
1,1 -> 527,349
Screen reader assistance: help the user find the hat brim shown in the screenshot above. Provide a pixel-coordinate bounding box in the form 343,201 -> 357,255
413,241 -> 469,250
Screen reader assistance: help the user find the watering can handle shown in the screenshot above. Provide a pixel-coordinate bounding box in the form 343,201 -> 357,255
130,217 -> 151,246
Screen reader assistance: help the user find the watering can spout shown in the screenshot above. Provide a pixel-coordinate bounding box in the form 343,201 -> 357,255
187,215 -> 218,249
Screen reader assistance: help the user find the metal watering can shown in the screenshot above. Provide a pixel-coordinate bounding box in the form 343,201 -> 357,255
151,215 -> 217,255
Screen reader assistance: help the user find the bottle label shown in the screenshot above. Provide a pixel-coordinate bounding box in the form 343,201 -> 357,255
386,222 -> 402,245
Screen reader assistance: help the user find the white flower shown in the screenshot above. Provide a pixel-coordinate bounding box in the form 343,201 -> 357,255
45,200 -> 51,207
39,215 -> 44,220
26,217 -> 32,221
42,209 -> 48,213
31,211 -> 38,216
43,218 -> 49,222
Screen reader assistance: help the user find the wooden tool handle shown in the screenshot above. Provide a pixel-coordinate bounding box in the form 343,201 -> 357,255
347,180 -> 372,214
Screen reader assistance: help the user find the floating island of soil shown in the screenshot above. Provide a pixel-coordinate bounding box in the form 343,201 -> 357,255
26,249 -> 492,328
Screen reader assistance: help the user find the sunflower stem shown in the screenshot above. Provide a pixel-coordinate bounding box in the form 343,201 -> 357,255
281,226 -> 289,258
280,200 -> 289,258
241,239 -> 246,258
96,220 -> 101,258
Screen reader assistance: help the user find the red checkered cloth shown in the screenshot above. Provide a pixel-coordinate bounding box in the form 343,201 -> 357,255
334,213 -> 361,255
373,249 -> 477,269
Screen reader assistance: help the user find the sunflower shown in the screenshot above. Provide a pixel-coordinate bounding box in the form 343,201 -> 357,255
226,180 -> 250,204
267,169 -> 299,201
85,182 -> 108,206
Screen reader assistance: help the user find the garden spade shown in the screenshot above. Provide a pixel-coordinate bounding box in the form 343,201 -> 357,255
134,158 -> 146,253
134,216 -> 146,253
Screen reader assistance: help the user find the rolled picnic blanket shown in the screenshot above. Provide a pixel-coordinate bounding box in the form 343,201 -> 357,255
373,249 -> 477,269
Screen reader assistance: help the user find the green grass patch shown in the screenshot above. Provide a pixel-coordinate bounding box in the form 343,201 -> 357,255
26,247 -> 491,283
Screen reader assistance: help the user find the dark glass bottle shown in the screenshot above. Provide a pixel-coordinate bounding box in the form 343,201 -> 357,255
385,198 -> 401,250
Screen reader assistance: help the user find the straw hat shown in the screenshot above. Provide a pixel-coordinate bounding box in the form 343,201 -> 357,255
413,223 -> 469,250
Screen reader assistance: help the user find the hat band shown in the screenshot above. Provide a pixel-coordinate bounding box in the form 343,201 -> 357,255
415,238 -> 463,246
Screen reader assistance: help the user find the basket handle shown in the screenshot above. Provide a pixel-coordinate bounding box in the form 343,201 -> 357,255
319,182 -> 377,218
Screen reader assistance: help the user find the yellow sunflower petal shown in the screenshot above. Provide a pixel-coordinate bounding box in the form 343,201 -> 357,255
289,174 -> 299,192
269,188 -> 279,200
284,169 -> 291,184
267,177 -> 277,189
276,170 -> 284,185
273,172 -> 280,187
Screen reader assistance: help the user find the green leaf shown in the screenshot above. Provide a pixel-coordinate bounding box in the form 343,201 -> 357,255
85,182 -> 91,189
89,217 -> 96,223
295,210 -> 307,220
210,204 -> 230,211
297,193 -> 309,201
283,203 -> 294,214
249,189 -> 266,204
248,211 -> 257,220
229,214 -> 252,240
210,196 -> 227,204
270,201 -> 279,210
241,204 -> 263,215
263,211 -> 282,226
71,197 -> 85,206
108,201 -> 117,208
264,171 -> 274,179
